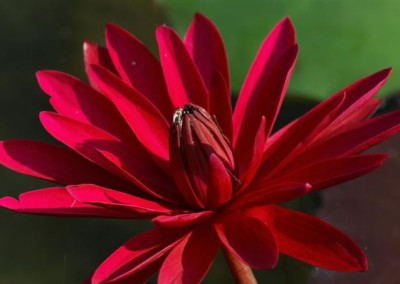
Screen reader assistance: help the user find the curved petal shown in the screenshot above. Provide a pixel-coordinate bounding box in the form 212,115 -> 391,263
184,13 -> 230,93
156,25 -> 209,109
83,41 -> 117,89
0,187 -> 140,218
234,45 -> 298,167
152,211 -> 214,228
207,153 -> 233,209
233,17 -> 297,151
37,70 -> 135,143
209,70 -> 233,140
158,224 -> 219,284
287,110 -> 400,169
0,139 -> 131,190
67,184 -> 176,216
215,211 -> 278,269
88,64 -> 170,169
230,182 -> 310,209
40,112 -> 177,202
250,205 -> 368,272
268,154 -> 387,192
91,227 -> 185,284
106,24 -> 172,117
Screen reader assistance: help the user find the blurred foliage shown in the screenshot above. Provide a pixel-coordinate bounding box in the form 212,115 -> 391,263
162,0 -> 400,100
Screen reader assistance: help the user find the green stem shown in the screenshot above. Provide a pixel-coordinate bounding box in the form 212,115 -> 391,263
223,248 -> 258,284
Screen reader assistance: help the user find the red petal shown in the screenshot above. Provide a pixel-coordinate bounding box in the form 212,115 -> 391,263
0,187 -> 139,218
238,116 -> 266,189
250,205 -> 368,271
270,154 -> 387,192
207,153 -> 233,209
83,41 -> 117,89
156,26 -> 209,109
0,139 -> 130,189
233,17 -> 297,154
40,112 -> 177,201
152,211 -> 214,228
215,212 -> 278,269
67,184 -> 175,216
288,110 -> 400,168
209,70 -> 233,140
105,24 -> 172,117
184,13 -> 230,93
158,225 -> 219,284
88,64 -> 170,169
230,182 -> 310,209
92,227 -> 185,284
234,45 -> 298,167
37,70 -> 134,143
259,94 -> 345,178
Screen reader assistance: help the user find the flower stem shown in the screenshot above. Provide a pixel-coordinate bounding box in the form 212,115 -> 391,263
223,248 -> 258,284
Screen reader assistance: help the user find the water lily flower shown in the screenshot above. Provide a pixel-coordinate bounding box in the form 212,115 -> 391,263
1,13 -> 400,284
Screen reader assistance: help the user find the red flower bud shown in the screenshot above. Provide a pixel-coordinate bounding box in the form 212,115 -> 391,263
170,104 -> 238,209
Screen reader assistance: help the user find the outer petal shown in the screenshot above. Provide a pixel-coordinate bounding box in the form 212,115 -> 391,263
250,205 -> 368,272
105,24 -> 172,117
215,211 -> 278,269
88,64 -> 170,169
158,224 -> 220,284
234,45 -> 298,168
37,70 -> 135,143
92,227 -> 185,284
67,184 -> 176,216
156,26 -> 209,109
287,110 -> 400,169
233,17 -> 297,158
209,71 -> 233,140
230,182 -> 310,210
152,211 -> 214,228
184,13 -> 230,93
268,154 -> 388,192
0,187 -> 140,218
0,139 -> 131,190
83,41 -> 117,89
40,112 -> 177,202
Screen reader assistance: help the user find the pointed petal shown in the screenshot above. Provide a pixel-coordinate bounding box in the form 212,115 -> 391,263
153,211 -> 214,228
233,17 -> 297,151
215,212 -> 278,269
184,13 -> 230,92
158,225 -> 219,284
234,44 -> 298,166
207,153 -> 233,209
88,64 -> 170,168
37,70 -> 135,143
289,110 -> 400,168
67,184 -> 175,216
238,116 -> 266,189
271,154 -> 387,192
0,187 -> 140,218
259,93 -> 345,179
317,68 -> 391,140
0,139 -> 130,189
209,70 -> 233,140
40,112 -> 177,201
250,205 -> 368,271
83,41 -> 117,89
230,183 -> 310,209
156,25 -> 209,109
105,24 -> 172,117
92,227 -> 185,284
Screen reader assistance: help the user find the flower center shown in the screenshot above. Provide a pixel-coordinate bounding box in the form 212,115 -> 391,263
170,104 -> 238,210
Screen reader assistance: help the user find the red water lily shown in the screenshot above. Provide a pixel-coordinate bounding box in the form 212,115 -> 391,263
1,13 -> 399,284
